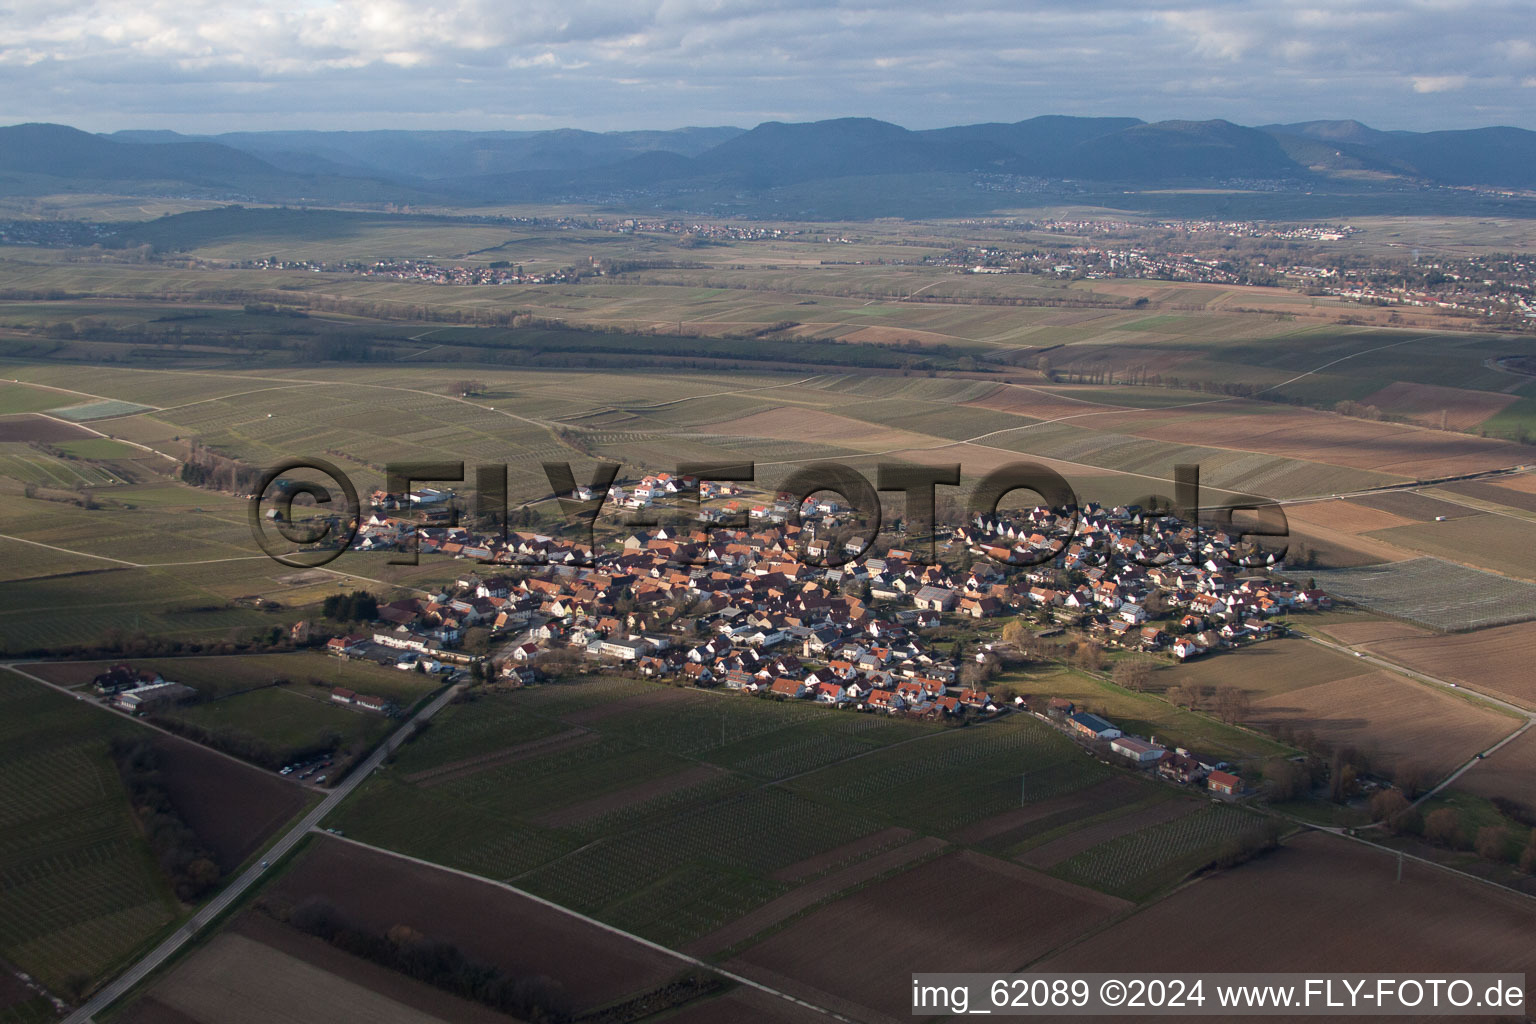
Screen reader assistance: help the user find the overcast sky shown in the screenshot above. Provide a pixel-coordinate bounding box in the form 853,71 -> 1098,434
2,0 -> 1533,134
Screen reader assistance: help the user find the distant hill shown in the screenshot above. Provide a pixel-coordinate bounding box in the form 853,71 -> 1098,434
1057,119 -> 1304,180
1262,121 -> 1536,188
0,123 -> 427,201
9,115 -> 1536,212
111,126 -> 746,182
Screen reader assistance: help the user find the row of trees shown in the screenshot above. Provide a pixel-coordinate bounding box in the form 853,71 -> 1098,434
180,442 -> 265,494
285,897 -> 573,1023
110,739 -> 222,901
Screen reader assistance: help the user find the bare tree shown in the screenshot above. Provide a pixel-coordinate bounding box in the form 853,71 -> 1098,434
1212,684 -> 1251,724
1113,656 -> 1154,693
1475,825 -> 1510,863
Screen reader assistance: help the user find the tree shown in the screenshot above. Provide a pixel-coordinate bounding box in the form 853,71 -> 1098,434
1520,829 -> 1536,874
1112,656 -> 1153,693
1369,790 -> 1417,834
1071,640 -> 1105,673
1423,807 -> 1462,847
1000,618 -> 1029,651
1475,825 -> 1510,863
1263,758 -> 1309,802
1212,684 -> 1251,724
1166,683 -> 1195,709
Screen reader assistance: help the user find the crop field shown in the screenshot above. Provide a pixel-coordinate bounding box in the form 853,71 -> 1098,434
326,677 -> 1180,954
0,443 -> 126,487
262,835 -> 695,1014
1041,831 -> 1536,980
1451,726 -> 1536,807
161,684 -> 397,762
1365,514 -> 1536,582
1436,478 -> 1536,514
785,716 -> 1112,835
127,930 -> 466,1024
1283,497 -> 1416,535
0,670 -> 178,994
729,850 -> 1129,1022
1165,637 -> 1373,700
29,652 -> 446,704
1350,490 -> 1485,521
1050,804 -> 1269,901
1338,620 -> 1536,710
0,383 -> 73,414
0,414 -> 94,442
47,400 -> 156,422
1359,381 -> 1519,430
1289,556 -> 1536,630
0,537 -> 113,581
1250,669 -> 1516,778
148,737 -> 310,871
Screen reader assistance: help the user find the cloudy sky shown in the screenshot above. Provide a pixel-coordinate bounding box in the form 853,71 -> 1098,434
2,0 -> 1533,133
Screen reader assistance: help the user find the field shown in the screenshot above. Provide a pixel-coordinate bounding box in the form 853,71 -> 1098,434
159,684 -> 398,766
1451,726 -> 1536,807
728,850 -> 1130,1024
1365,514 -> 1536,582
324,672 -> 1267,988
120,930 -> 489,1024
265,834 -> 693,1013
0,670 -> 178,994
0,414 -> 93,442
1336,619 -> 1536,710
147,739 -> 310,872
1165,637 -> 1373,700
1049,804 -> 1272,901
1041,831 -> 1536,987
1357,380 -> 1519,430
1248,669 -> 1515,778
12,205 -> 1536,1014
1437,478 -> 1536,514
1288,556 -> 1536,630
991,663 -> 1294,765
29,652 -> 443,703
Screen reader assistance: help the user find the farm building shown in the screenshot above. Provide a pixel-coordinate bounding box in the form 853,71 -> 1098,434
114,680 -> 196,713
1208,770 -> 1243,796
1110,736 -> 1166,764
1068,712 -> 1122,740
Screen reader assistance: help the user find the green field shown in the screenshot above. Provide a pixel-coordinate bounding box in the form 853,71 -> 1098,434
326,677 -> 1212,953
991,665 -> 1294,766
0,670 -> 178,994
159,684 -> 397,764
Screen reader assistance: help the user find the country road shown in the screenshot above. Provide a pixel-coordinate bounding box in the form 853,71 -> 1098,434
60,682 -> 464,1024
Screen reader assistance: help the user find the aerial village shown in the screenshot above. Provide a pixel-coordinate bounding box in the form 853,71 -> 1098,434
307,472 -> 1333,793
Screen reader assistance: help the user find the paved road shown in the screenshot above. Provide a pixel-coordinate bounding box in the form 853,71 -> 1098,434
63,683 -> 464,1024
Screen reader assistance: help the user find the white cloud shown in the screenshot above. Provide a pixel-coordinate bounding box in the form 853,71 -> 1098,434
0,1 -> 1532,131
1411,74 -> 1468,93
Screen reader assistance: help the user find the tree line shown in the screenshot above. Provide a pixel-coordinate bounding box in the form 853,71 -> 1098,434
109,738 -> 222,901
283,897 -> 574,1023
